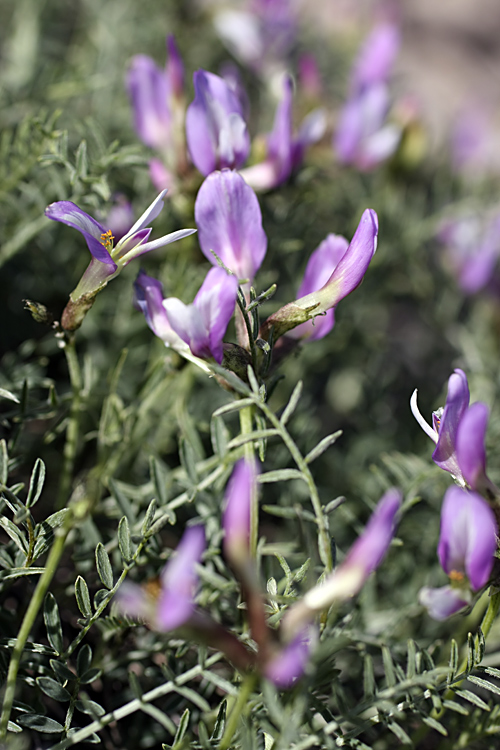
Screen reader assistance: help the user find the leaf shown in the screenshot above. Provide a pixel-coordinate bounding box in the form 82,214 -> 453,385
388,722 -> 412,744
0,439 -> 8,485
406,639 -> 417,679
26,458 -> 46,508
75,576 -> 92,617
280,381 -> 303,425
258,469 -> 304,484
32,509 -> 69,560
75,699 -> 105,717
467,675 -> 500,697
211,700 -> 226,741
172,708 -> 190,748
449,638 -> 459,681
442,699 -> 469,715
50,659 -> 75,684
94,589 -> 109,610
212,398 -> 255,418
210,415 -> 229,457
141,703 -> 176,734
95,543 -> 113,589
17,714 -> 64,733
108,478 -> 136,523
454,688 -> 491,711
422,716 -> 448,736
150,456 -> 169,506
36,676 -> 70,702
117,516 -> 132,561
363,654 -> 376,698
0,517 -> 28,554
79,667 -> 102,685
382,645 -> 396,688
77,645 -> 92,677
0,567 -> 45,581
142,499 -> 156,535
43,592 -> 63,654
305,431 -> 343,464
0,388 -> 19,403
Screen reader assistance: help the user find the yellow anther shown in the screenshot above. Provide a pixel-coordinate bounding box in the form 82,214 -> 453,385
449,570 -> 464,583
143,577 -> 162,600
99,230 -> 115,249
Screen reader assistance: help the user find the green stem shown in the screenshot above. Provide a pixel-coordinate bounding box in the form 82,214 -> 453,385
239,405 -> 258,557
57,335 -> 83,510
217,672 -> 258,750
254,399 -> 333,572
0,511 -> 73,738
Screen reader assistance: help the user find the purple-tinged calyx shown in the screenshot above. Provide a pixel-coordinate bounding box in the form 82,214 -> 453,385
419,487 -> 497,620
195,169 -> 267,282
241,74 -> 326,191
186,70 -> 250,176
260,209 -> 378,341
223,458 -> 258,565
116,525 -> 205,631
287,234 -> 350,341
163,266 -> 239,364
283,489 -> 401,639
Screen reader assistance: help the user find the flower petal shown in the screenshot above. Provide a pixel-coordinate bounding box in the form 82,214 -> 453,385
438,486 -> 497,590
126,56 -> 171,149
456,402 -> 489,490
419,585 -> 470,621
223,458 -> 258,562
157,525 -> 205,631
119,227 -> 196,263
133,270 -> 186,349
45,201 -> 113,265
264,627 -> 316,688
195,169 -> 267,280
122,190 -> 168,239
266,74 -> 294,184
432,369 -> 470,477
351,23 -> 400,94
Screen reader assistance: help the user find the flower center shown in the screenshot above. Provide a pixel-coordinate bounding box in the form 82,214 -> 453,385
100,230 -> 115,250
449,569 -> 464,583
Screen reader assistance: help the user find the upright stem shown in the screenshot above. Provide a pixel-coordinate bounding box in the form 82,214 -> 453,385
0,511 -> 73,738
239,405 -> 258,557
57,334 -> 83,510
217,672 -> 258,750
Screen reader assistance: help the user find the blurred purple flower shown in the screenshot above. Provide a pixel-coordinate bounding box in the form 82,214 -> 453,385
288,234 -> 350,341
350,22 -> 400,95
298,53 -> 322,100
411,369 -> 491,489
186,70 -> 250,176
116,525 -> 205,631
264,627 -> 317,688
261,208 -> 378,340
163,267 -> 239,364
45,191 -> 196,300
241,75 -> 326,191
195,170 -> 267,282
451,104 -> 493,175
223,458 -> 258,565
438,213 -> 500,294
335,82 -> 401,171
283,489 -> 401,638
105,195 -> 134,242
419,487 -> 497,620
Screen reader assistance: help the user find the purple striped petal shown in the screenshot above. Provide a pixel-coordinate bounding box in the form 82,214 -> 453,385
157,526 -> 205,631
438,486 -> 497,591
45,201 -> 113,265
432,369 -> 469,477
288,234 -> 349,341
419,585 -> 470,621
456,402 -> 489,490
195,170 -> 267,281
164,267 -> 239,363
186,70 -> 250,176
127,55 -> 171,149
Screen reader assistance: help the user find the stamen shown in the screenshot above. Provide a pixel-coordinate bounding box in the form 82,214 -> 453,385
449,570 -> 465,583
100,229 -> 115,249
410,389 -> 438,443
143,577 -> 162,599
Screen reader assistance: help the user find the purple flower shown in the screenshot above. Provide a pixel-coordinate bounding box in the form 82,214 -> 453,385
283,489 -> 401,638
45,191 -> 196,301
105,195 -> 134,241
451,103 -> 493,175
116,525 -> 205,631
411,369 -> 491,489
223,458 -> 258,564
241,75 -> 326,191
264,627 -> 317,688
186,70 -> 250,176
163,267 -> 239,364
350,23 -> 400,95
419,487 -> 497,620
260,208 -> 378,341
298,53 -> 322,100
335,82 -> 401,171
287,234 -> 350,341
127,55 -> 171,150
195,170 -> 267,282
438,213 -> 500,294
134,270 -> 187,350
